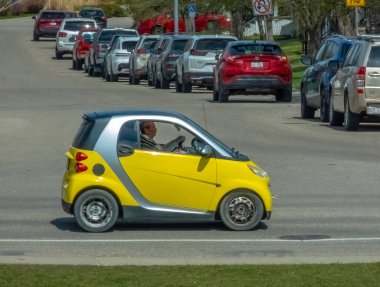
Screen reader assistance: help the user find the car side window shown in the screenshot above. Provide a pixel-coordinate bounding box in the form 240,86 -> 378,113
161,39 -> 170,51
342,44 -> 357,67
350,45 -> 362,66
117,120 -> 139,156
367,46 -> 380,67
324,41 -> 339,60
314,42 -> 328,63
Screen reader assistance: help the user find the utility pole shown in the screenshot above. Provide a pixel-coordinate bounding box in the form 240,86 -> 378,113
174,0 -> 179,34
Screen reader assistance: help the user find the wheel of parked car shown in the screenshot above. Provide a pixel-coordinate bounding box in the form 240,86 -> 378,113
300,86 -> 315,118
75,59 -> 82,70
218,82 -> 229,103
152,25 -> 164,35
74,189 -> 119,233
181,69 -> 192,93
88,65 -> 94,76
212,84 -> 219,102
161,67 -> 170,89
344,96 -> 360,131
320,87 -> 329,122
219,190 -> 264,231
153,70 -> 160,88
109,67 -> 118,82
329,95 -> 343,127
104,66 -> 110,82
33,31 -> 39,41
55,47 -> 63,60
175,69 -> 182,92
72,58 -> 76,70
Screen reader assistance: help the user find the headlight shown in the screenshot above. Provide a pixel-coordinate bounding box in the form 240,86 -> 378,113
248,165 -> 268,178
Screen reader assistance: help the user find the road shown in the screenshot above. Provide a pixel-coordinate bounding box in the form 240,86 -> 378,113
0,17 -> 380,265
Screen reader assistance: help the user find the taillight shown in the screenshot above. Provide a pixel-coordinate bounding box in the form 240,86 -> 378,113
75,163 -> 88,173
165,53 -> 178,60
58,32 -> 67,38
101,16 -> 107,21
75,152 -> 88,173
355,66 -> 366,94
278,56 -> 288,65
76,152 -> 88,161
190,49 -> 208,56
136,48 -> 145,54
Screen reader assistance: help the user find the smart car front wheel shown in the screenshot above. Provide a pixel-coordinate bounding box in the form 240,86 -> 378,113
74,189 -> 119,232
219,191 -> 264,231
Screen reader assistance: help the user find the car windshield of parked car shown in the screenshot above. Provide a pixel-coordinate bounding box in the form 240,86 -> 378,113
99,31 -> 138,42
172,40 -> 188,53
122,41 -> 138,51
64,21 -> 96,31
367,46 -> 380,67
195,39 -> 234,51
230,44 -> 283,56
41,12 -> 66,19
82,31 -> 96,40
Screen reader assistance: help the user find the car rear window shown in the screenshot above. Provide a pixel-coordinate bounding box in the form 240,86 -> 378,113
367,46 -> 380,67
99,30 -> 138,42
40,12 -> 66,19
142,39 -> 157,50
230,44 -> 283,56
122,41 -> 138,51
172,39 -> 188,52
79,10 -> 105,17
64,21 -> 96,31
195,39 -> 234,51
72,116 -> 109,150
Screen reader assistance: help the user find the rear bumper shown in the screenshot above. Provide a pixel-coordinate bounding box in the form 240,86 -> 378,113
61,199 -> 72,214
223,75 -> 291,92
185,72 -> 214,86
35,28 -> 58,37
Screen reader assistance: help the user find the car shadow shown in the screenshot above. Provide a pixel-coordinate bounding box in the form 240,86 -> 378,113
30,39 -> 56,42
51,217 -> 268,233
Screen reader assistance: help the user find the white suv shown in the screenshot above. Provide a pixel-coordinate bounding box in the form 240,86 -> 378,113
175,35 -> 237,93
329,35 -> 380,130
55,18 -> 97,59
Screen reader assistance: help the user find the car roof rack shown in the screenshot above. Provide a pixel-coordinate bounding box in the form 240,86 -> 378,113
356,34 -> 380,42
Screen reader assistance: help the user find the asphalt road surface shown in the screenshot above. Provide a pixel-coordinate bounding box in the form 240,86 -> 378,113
0,17 -> 380,265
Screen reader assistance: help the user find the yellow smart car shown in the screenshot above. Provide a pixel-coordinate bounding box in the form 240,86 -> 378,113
61,109 -> 272,232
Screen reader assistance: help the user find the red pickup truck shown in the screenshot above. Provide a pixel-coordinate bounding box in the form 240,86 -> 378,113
136,12 -> 231,35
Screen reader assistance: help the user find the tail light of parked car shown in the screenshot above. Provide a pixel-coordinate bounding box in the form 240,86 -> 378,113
190,49 -> 208,56
136,48 -> 146,54
58,32 -> 67,38
75,152 -> 88,173
355,67 -> 366,94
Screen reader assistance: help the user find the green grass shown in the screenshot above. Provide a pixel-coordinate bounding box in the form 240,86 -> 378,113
0,13 -> 34,20
1,263 -> 380,286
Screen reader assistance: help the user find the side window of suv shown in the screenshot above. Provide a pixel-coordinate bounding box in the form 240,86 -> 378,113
324,41 -> 339,59
161,39 -> 170,51
342,44 -> 357,67
314,42 -> 328,63
367,46 -> 380,67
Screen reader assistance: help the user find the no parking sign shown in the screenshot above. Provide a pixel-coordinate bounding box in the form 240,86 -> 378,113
252,0 -> 273,16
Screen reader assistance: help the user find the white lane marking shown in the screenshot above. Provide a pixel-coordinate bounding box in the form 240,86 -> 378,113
0,238 -> 380,243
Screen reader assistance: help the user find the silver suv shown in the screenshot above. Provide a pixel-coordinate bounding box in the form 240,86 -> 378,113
175,35 -> 237,93
329,35 -> 380,130
55,18 -> 97,59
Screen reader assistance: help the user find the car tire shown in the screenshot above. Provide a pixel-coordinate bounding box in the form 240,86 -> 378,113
300,87 -> 315,118
101,64 -> 106,79
344,96 -> 360,131
320,88 -> 329,122
105,67 -> 110,82
88,65 -> 94,76
219,190 -> 264,231
212,84 -> 219,102
72,58 -> 76,70
76,59 -> 83,70
152,25 -> 164,35
74,189 -> 119,233
181,71 -> 192,93
154,70 -> 160,88
33,31 -> 39,41
110,68 -> 118,82
175,71 -> 182,92
329,96 -> 343,127
55,48 -> 63,60
161,68 -> 170,89
218,82 -> 229,103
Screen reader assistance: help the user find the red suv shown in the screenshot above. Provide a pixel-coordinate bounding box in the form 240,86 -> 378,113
72,27 -> 100,70
137,11 -> 230,34
213,40 -> 292,103
32,10 -> 77,41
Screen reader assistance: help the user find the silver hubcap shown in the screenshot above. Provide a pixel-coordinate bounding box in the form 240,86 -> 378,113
81,198 -> 112,227
227,197 -> 256,224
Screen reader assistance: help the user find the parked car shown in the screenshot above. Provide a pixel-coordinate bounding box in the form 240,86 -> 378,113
152,34 -> 192,89
72,27 -> 99,70
213,40 -> 292,103
32,10 -> 77,41
300,35 -> 355,121
175,35 -> 237,93
136,11 -> 231,34
79,7 -> 107,28
61,109 -> 272,232
329,35 -> 380,130
87,28 -> 138,76
128,35 -> 160,85
104,36 -> 139,82
55,18 -> 98,59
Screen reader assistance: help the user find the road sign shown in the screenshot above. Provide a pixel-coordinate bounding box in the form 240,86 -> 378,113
188,3 -> 196,18
346,0 -> 366,7
253,0 -> 273,16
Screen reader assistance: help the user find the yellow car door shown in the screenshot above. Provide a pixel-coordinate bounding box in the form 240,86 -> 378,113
119,150 -> 217,211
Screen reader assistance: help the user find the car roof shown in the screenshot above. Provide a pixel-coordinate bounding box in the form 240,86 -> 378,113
80,7 -> 104,11
190,34 -> 237,40
62,17 -> 97,22
228,40 -> 279,46
118,36 -> 140,41
84,109 -> 187,121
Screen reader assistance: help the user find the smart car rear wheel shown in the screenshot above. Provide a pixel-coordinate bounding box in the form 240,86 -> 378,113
219,191 -> 264,231
74,189 -> 119,233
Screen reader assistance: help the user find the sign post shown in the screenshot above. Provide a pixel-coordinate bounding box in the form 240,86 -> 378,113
346,0 -> 366,36
188,3 -> 196,34
252,0 -> 273,40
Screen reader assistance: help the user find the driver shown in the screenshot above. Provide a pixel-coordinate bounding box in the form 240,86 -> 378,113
139,121 -> 185,152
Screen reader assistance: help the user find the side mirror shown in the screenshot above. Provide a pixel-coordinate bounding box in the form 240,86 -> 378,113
301,55 -> 313,66
199,144 -> 213,157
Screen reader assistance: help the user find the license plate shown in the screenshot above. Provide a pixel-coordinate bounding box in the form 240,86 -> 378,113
251,62 -> 263,68
50,22 -> 57,26
367,106 -> 380,115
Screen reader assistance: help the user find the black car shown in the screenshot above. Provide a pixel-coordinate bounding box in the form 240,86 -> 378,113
79,7 -> 107,28
300,35 -> 355,121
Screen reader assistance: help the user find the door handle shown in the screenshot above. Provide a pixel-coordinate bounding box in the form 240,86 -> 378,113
368,72 -> 380,77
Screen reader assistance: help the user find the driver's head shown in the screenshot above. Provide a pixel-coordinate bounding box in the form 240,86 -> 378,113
140,121 -> 157,139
